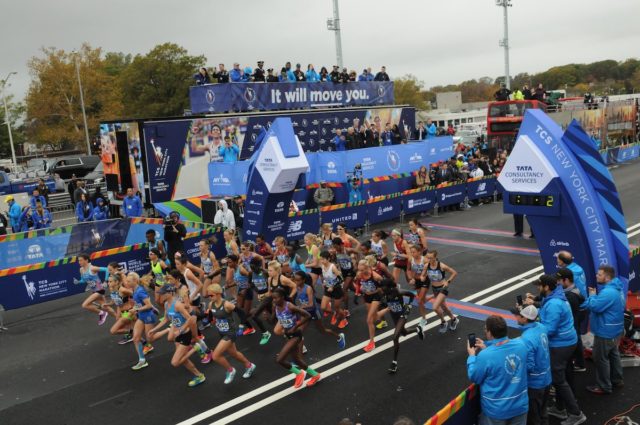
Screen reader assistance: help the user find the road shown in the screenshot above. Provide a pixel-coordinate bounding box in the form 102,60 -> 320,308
0,159 -> 638,425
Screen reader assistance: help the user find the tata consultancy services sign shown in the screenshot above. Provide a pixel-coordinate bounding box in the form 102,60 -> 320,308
498,134 -> 558,193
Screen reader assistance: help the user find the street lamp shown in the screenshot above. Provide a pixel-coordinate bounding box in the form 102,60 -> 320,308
496,0 -> 512,90
72,51 -> 92,154
326,0 -> 344,69
1,71 -> 18,168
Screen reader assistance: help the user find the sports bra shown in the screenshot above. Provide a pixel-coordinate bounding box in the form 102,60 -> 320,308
427,261 -> 446,283
200,252 -> 213,274
275,302 -> 297,330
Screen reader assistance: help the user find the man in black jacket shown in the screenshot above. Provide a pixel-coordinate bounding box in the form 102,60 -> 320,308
435,162 -> 453,185
293,64 -> 306,82
164,211 -> 187,267
266,68 -> 278,83
374,66 -> 390,81
253,61 -> 265,82
557,268 -> 587,373
522,85 -> 533,100
329,66 -> 341,83
213,64 -> 229,83
494,84 -> 511,101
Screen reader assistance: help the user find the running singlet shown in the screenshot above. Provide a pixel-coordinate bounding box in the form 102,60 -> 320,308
385,291 -> 407,315
167,300 -> 187,329
200,253 -> 214,274
270,275 -> 292,298
133,286 -> 153,319
405,230 -> 421,247
341,236 -> 353,248
322,264 -> 340,288
289,256 -> 307,274
250,271 -> 269,294
225,242 -> 235,256
393,240 -> 408,266
255,243 -> 270,258
183,270 -> 199,300
410,256 -> 426,276
151,261 -> 166,287
234,266 -> 249,290
110,291 -> 127,307
275,302 -> 298,330
335,252 -> 353,274
210,301 -> 236,334
274,248 -> 289,265
426,261 -> 446,283
240,254 -> 254,276
371,240 -> 384,258
321,235 -> 333,249
81,266 -> 104,292
360,274 -> 378,294
295,284 -> 316,311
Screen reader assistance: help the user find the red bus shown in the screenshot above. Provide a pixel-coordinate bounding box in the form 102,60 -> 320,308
486,100 -> 547,151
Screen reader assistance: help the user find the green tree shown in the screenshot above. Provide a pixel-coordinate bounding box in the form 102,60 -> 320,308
0,95 -> 26,158
119,43 -> 206,117
393,74 -> 429,110
103,52 -> 132,77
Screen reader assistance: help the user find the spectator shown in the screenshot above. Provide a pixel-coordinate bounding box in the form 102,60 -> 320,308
329,65 -> 341,83
522,85 -> 532,100
414,121 -> 428,140
53,173 -> 65,193
581,265 -> 624,395
533,275 -> 586,425
306,64 -> 320,82
36,178 -> 50,204
213,63 -> 229,83
415,166 -> 429,189
348,70 -> 357,82
347,176 -> 363,204
32,201 -> 52,229
469,160 -> 484,179
533,83 -> 546,102
446,123 -> 456,136
365,67 -> 374,81
253,61 -> 265,82
242,67 -> 252,82
426,119 -> 437,139
122,187 -> 143,218
374,66 -> 390,81
293,63 -> 306,82
512,87 -> 524,100
511,305 -> 552,425
357,69 -> 370,82
435,162 -> 453,185
391,124 -> 403,144
229,196 -> 244,229
556,268 -> 587,373
218,136 -> 240,163
283,62 -> 296,81
345,127 -> 359,150
332,129 -> 346,151
68,175 -> 77,204
339,67 -> 350,83
266,68 -> 278,83
313,182 -> 334,207
319,66 -> 330,82
0,210 -> 7,235
75,192 -> 94,222
213,199 -> 236,230
494,83 -> 511,101
229,63 -> 243,82
73,180 -> 88,204
467,315 -> 528,425
30,188 -> 47,210
381,123 -> 394,146
91,185 -> 107,208
557,251 -> 587,298
194,67 -> 210,85
18,206 -> 34,232
362,124 -> 376,148
6,195 -> 21,233
164,211 -> 187,267
93,198 -> 109,221
279,68 -> 290,82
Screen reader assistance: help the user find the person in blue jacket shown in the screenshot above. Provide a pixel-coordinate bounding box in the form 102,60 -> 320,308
193,67 -> 210,85
30,188 -> 47,210
218,137 -> 239,163
5,195 -> 22,233
531,275 -> 586,424
581,265 -> 624,395
332,129 -> 346,151
305,64 -> 319,82
93,198 -> 109,221
512,305 -> 552,425
357,69 -> 370,82
122,188 -> 143,218
18,206 -> 34,232
467,315 -> 528,425
426,119 -> 437,139
229,63 -> 243,82
76,193 -> 94,222
347,176 -> 363,204
557,251 -> 587,298
32,201 -> 53,229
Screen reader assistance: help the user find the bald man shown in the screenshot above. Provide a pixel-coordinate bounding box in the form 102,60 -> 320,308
557,251 -> 587,298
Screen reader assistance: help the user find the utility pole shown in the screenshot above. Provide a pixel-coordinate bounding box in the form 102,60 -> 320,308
497,0 -> 512,89
1,72 -> 17,167
73,51 -> 92,154
326,0 -> 344,68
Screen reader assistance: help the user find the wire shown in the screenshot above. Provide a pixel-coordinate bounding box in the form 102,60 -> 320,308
604,403 -> 640,425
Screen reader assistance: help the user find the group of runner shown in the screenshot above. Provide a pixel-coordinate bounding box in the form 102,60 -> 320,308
76,217 -> 459,387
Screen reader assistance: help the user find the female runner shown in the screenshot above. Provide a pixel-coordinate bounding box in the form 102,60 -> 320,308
355,259 -> 383,352
78,253 -> 113,325
406,245 -> 431,328
222,229 -> 240,298
286,244 -> 307,277
406,218 -> 429,253
390,229 -> 411,285
319,223 -> 337,250
175,256 -> 203,315
426,250 -> 459,333
370,230 -> 389,265
254,234 -> 273,261
303,233 -> 322,289
319,250 -> 347,329
331,237 -> 358,316
336,222 -> 360,250
198,239 -> 221,289
128,272 -> 166,370
104,273 -> 135,344
146,248 -> 169,317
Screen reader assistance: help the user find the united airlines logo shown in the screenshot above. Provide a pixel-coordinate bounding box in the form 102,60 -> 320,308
387,150 -> 400,171
206,89 -> 215,104
244,87 -> 256,103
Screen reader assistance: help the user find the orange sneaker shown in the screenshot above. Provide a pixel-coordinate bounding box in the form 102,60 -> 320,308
330,313 -> 337,325
363,340 -> 375,352
293,371 -> 306,388
306,374 -> 321,387
337,319 -> 349,329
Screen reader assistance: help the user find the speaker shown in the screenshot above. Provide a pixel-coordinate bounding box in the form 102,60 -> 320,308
115,131 -> 133,192
105,173 -> 120,192
201,198 -> 219,224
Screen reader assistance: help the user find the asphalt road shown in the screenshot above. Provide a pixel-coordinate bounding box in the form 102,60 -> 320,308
0,159 -> 639,425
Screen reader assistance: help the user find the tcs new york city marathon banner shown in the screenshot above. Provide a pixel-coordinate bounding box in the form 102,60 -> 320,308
190,81 -> 394,114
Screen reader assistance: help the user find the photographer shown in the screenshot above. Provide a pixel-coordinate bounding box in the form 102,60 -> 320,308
164,211 -> 187,268
347,164 -> 364,204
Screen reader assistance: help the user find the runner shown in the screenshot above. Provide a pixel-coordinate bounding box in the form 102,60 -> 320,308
176,256 -> 204,315
146,248 -> 169,317
199,239 -> 221,289
426,250 -> 459,333
319,250 -> 348,329
146,229 -> 167,262
370,230 -> 389,265
222,229 -> 240,298
254,234 -> 273,261
226,254 -> 252,334
331,237 -> 358,314
365,255 -> 393,281
406,218 -> 429,253
286,244 -> 307,277
390,229 -> 411,285
246,257 -> 273,345
336,222 -> 360,250
272,287 -> 321,388
292,271 -> 346,350
77,253 -> 113,325
378,279 -> 424,373
128,272 -> 165,370
406,244 -> 431,328
273,236 -> 289,266
304,233 -> 322,288
319,223 -> 337,250
206,284 -> 257,384
356,259 -> 384,352
104,272 -> 135,344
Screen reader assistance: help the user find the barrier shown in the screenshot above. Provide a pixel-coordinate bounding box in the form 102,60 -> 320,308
424,384 -> 480,425
189,81 -> 394,114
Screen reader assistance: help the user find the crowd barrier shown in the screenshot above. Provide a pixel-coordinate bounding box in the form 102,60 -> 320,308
189,81 -> 394,114
0,225 -> 225,311
600,143 -> 639,165
423,384 -> 480,425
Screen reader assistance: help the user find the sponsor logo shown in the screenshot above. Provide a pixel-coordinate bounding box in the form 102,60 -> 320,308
309,130 -> 317,136
377,206 -> 393,215
549,239 -> 570,247
26,244 -> 44,260
409,153 -> 423,162
244,87 -> 256,103
408,199 -> 414,208
212,174 -> 231,184
430,147 -> 436,155
441,193 -> 446,201
118,261 -> 128,272
288,220 -> 303,232
478,182 -> 486,192
321,127 -> 328,136
503,353 -> 523,383
251,133 -> 257,141
333,117 -> 340,125
206,90 -> 215,104
22,275 -> 36,300
387,150 -> 400,171
301,119 -> 308,127
292,121 -> 299,127
247,229 -> 252,235
377,85 -> 386,97
312,119 -> 320,125
251,189 -> 264,196
629,270 -> 636,281
298,130 -> 306,137
276,201 -> 285,208
343,118 -> 350,124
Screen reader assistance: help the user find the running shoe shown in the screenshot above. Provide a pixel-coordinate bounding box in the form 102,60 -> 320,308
242,363 -> 256,379
224,368 -> 236,384
98,310 -> 108,326
449,316 -> 460,331
293,371 -> 306,388
143,344 -> 154,355
388,361 -> 398,374
337,333 -> 346,350
337,319 -> 349,329
561,412 -> 586,425
330,313 -> 337,326
242,327 -> 256,336
188,374 -> 206,387
118,333 -> 133,345
419,317 -> 428,328
259,331 -> 271,345
302,345 -> 308,354
438,322 -> 448,334
236,325 -> 245,336
547,406 -> 567,420
344,310 -> 351,318
363,340 -> 375,352
416,326 -> 424,340
131,360 -> 148,371
573,365 -> 586,373
376,320 -> 388,330
200,351 -> 212,364
306,374 -> 321,387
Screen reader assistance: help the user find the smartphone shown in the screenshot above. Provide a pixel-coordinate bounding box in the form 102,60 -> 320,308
468,333 -> 476,348
516,295 -> 523,306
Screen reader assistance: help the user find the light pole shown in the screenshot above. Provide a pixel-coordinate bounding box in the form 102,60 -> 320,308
326,0 -> 344,69
496,0 -> 512,90
73,51 -> 92,154
1,72 -> 17,167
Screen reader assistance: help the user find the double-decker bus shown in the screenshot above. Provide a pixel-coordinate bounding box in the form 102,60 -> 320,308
486,100 -> 547,152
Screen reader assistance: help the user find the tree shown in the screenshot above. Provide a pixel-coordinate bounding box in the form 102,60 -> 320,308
0,94 -> 26,158
119,43 -> 206,117
393,74 -> 429,110
25,44 -> 123,151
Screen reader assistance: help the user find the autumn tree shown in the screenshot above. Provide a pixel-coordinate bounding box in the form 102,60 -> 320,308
25,44 -> 123,151
393,74 -> 429,110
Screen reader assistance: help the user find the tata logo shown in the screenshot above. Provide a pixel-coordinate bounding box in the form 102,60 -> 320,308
26,244 -> 44,260
244,87 -> 256,103
301,119 -> 308,127
387,150 -> 400,171
276,202 -> 285,208
516,166 -> 533,171
288,220 -> 303,232
206,90 -> 215,104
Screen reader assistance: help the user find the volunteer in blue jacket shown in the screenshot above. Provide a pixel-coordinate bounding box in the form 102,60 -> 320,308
218,137 -> 239,163
531,275 -> 586,425
75,193 -> 94,222
32,201 -> 52,229
426,119 -> 437,139
305,64 -> 319,82
229,63 -> 243,82
512,305 -> 551,425
122,188 -> 143,218
557,251 -> 587,298
581,265 -> 624,395
30,188 -> 47,210
467,315 -> 528,425
6,195 -> 22,233
93,198 -> 109,221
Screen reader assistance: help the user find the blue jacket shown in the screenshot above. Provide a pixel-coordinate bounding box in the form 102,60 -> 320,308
122,195 -> 143,218
285,69 -> 296,82
193,73 -> 210,85
539,286 -> 577,347
76,201 -> 93,222
18,208 -> 32,232
30,195 -> 47,210
358,73 -> 369,82
348,182 -> 363,203
93,199 -> 109,221
7,201 -> 21,229
32,208 -> 52,229
332,135 -> 346,151
467,337 -> 529,420
519,322 -> 552,389
229,68 -> 243,82
218,144 -> 239,163
581,277 -> 625,339
305,70 -> 320,82
382,130 -> 394,146
426,123 -> 437,139
566,262 -> 587,298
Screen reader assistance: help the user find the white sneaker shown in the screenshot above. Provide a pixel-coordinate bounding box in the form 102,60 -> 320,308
302,345 -> 308,354
448,317 -> 460,331
419,317 -> 428,328
438,322 -> 448,334
242,363 -> 256,379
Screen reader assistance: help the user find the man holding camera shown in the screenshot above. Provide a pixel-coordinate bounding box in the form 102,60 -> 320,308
164,211 -> 186,268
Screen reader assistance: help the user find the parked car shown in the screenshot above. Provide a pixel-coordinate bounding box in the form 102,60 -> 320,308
44,155 -> 100,180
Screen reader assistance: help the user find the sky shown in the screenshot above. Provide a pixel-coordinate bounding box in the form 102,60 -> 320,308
1,0 -> 639,103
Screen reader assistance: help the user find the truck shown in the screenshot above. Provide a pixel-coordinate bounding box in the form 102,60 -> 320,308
0,170 -> 56,196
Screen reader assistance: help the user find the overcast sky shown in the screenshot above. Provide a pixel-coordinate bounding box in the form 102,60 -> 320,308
1,0 -> 639,103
